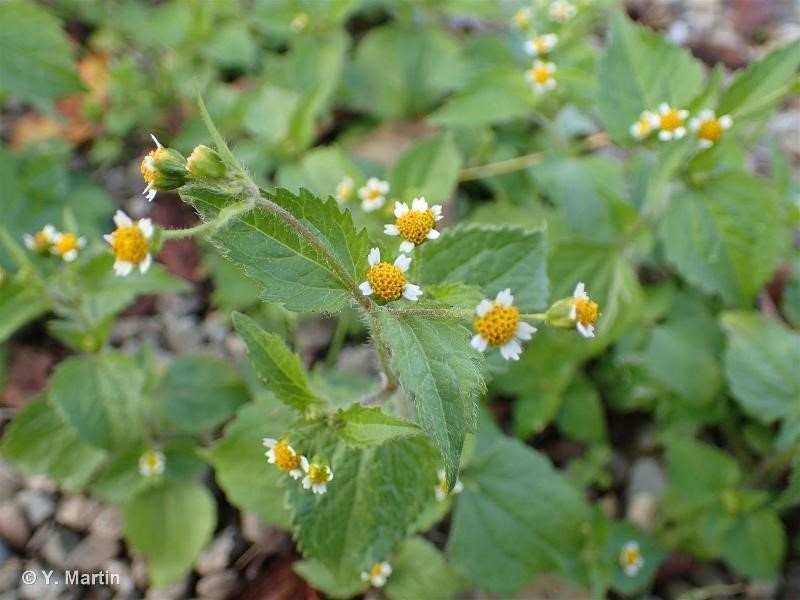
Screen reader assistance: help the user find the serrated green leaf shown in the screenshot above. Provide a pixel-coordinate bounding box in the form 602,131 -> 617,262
0,396 -> 106,490
420,224 -> 548,312
717,39 -> 800,119
721,510 -> 786,580
49,353 -> 147,451
294,559 -> 367,599
596,12 -> 705,143
658,173 -> 788,305
0,1 -> 83,107
375,312 -> 484,487
385,537 -> 465,600
448,430 -> 590,595
181,186 -> 370,312
289,437 -> 437,586
721,311 -> 800,424
335,403 -> 422,447
232,312 -> 323,412
157,354 -> 249,434
204,397 -> 293,528
0,276 -> 49,343
124,481 -> 216,587
388,134 -> 462,203
665,438 -> 741,506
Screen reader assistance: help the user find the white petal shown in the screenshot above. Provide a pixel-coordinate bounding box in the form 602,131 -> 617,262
475,299 -> 493,317
384,224 -> 399,236
103,233 -> 114,244
138,218 -> 154,238
453,480 -> 464,494
265,449 -> 276,463
114,260 -> 133,276
402,283 -> 422,301
470,334 -> 488,352
394,202 -> 409,218
262,438 -> 277,448
577,322 -> 595,338
431,205 -> 443,218
678,110 -> 689,119
64,250 -> 78,262
495,288 -> 513,307
719,115 -> 733,129
658,102 -> 669,114
381,563 -> 392,576
674,127 -> 686,139
699,139 -> 713,148
361,198 -> 384,212
399,240 -> 415,253
377,180 -> 390,194
516,321 -> 537,340
658,130 -> 672,141
499,339 -> 522,361
327,470 -> 334,481
624,565 -> 638,576
150,133 -> 162,148
368,247 -> 381,266
139,253 -> 152,273
78,237 -> 87,248
435,486 -> 446,501
573,281 -> 586,298
146,189 -> 157,202
23,234 -> 34,248
426,229 -> 440,240
289,469 -> 303,480
114,210 -> 132,227
688,118 -> 700,131
437,469 -> 446,479
301,456 -> 310,472
43,225 -> 56,237
569,303 -> 577,320
359,281 -> 374,296
698,109 -> 713,120
394,254 -> 411,272
372,575 -> 386,588
411,197 -> 427,212
302,476 -> 312,489
524,40 -> 537,56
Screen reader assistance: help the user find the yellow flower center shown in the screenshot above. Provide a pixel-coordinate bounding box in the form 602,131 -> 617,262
140,150 -> 158,183
55,233 -> 79,256
621,547 -> 641,568
697,118 -> 723,142
34,231 -> 50,247
144,452 -> 160,469
367,263 -> 406,301
369,564 -> 384,578
475,304 -> 519,346
273,440 -> 300,472
396,209 -> 435,245
308,464 -> 331,485
513,9 -> 530,27
111,225 -> 148,264
336,182 -> 352,200
366,188 -> 383,201
573,298 -> 599,326
531,66 -> 551,85
535,38 -> 549,53
659,110 -> 683,132
636,117 -> 652,134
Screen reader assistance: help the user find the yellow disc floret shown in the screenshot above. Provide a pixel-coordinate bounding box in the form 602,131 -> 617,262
308,464 -> 332,485
697,118 -> 723,143
573,297 -> 599,327
532,66 -> 551,85
475,304 -> 520,347
140,150 -> 159,184
396,209 -> 435,245
54,233 -> 80,257
659,109 -> 683,132
367,263 -> 406,301
111,225 -> 148,265
273,439 -> 300,472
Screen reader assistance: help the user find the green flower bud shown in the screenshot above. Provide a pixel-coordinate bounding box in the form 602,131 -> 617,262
186,145 -> 227,180
140,135 -> 187,200
545,297 -> 576,328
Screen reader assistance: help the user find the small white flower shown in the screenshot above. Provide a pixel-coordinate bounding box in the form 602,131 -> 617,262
300,456 -> 333,495
525,60 -> 557,93
655,102 -> 689,141
335,176 -> 354,203
619,540 -> 644,577
384,197 -> 443,252
51,232 -> 86,262
549,0 -> 576,22
471,288 -> 537,361
358,177 -> 390,212
524,33 -> 558,56
630,110 -> 657,140
511,7 -> 532,29
141,133 -> 163,202
688,109 -> 733,148
103,210 -> 154,276
435,468 -> 464,501
359,247 -> 422,302
361,562 -> 393,588
569,281 -> 599,338
138,449 -> 165,477
24,225 -> 57,251
262,437 -> 303,479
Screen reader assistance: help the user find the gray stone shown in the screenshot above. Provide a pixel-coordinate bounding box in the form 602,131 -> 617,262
196,570 -> 240,600
240,513 -> 287,554
746,580 -> 777,600
24,475 -> 56,493
0,460 -> 21,502
145,577 -> 189,600
68,533 -> 120,571
131,554 -> 149,591
627,457 -> 666,499
19,560 -> 60,600
106,559 -> 136,597
164,316 -> 202,353
0,501 -> 31,548
15,489 -> 55,527
195,527 -> 237,575
89,505 -> 123,540
0,556 -> 21,593
55,494 -> 98,531
38,525 -> 81,570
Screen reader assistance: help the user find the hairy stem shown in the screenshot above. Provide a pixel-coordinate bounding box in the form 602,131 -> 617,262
161,198 -> 255,240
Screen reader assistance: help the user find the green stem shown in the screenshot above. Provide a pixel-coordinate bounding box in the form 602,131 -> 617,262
746,445 -> 798,488
519,312 -> 548,321
161,198 -> 254,240
458,151 -> 546,182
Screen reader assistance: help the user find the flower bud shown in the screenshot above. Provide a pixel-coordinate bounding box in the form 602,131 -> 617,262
140,135 -> 187,200
545,297 -> 576,328
186,145 -> 227,180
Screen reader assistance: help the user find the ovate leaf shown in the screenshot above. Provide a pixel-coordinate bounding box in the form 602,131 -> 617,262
420,225 -> 548,312
375,312 -> 484,487
181,186 -> 370,312
0,277 -> 49,343
385,537 -> 465,600
49,353 -> 147,450
232,312 -> 323,412
124,481 -> 216,587
335,403 -> 422,447
721,510 -> 786,580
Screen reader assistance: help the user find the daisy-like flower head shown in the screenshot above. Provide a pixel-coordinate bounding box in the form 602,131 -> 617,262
140,134 -> 187,202
435,468 -> 464,502
471,289 -> 537,361
262,437 -> 303,480
654,103 -> 689,141
51,232 -> 86,262
524,33 -> 558,56
525,60 -> 557,93
138,449 -> 165,477
361,562 -> 393,588
24,225 -> 56,252
688,109 -> 733,148
185,145 -> 226,180
384,197 -> 443,253
301,456 -> 333,495
359,248 -> 422,302
358,177 -> 390,212
570,282 -> 599,338
103,210 -> 154,277
630,110 -> 657,140
511,7 -> 532,29
549,0 -> 576,22
335,176 -> 354,203
291,11 -> 309,32
619,540 -> 644,577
